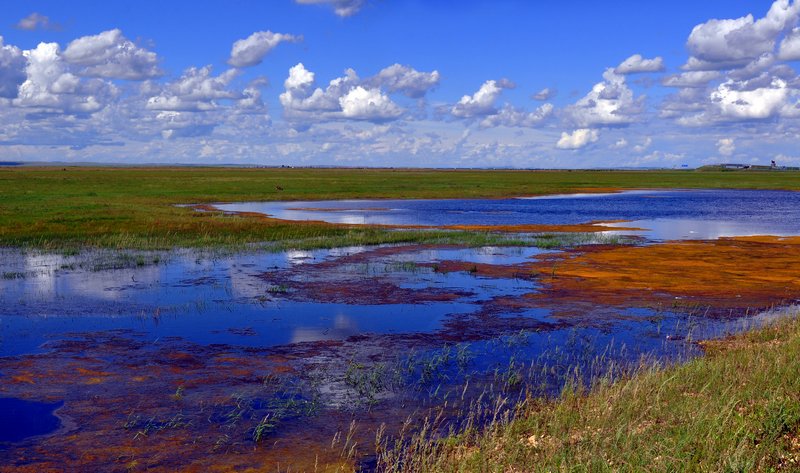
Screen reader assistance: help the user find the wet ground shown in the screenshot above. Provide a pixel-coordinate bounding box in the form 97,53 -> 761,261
2,189 -> 800,471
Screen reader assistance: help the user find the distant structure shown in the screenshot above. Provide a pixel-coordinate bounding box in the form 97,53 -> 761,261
722,163 -> 751,170
713,161 -> 799,171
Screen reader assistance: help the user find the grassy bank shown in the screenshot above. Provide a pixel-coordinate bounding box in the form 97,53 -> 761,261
2,167 -> 800,249
380,314 -> 800,472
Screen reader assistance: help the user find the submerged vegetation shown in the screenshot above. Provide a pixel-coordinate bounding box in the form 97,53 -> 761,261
2,166 -> 800,250
379,314 -> 800,472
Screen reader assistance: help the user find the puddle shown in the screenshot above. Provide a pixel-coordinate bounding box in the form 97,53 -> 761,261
212,189 -> 800,240
0,398 -> 62,444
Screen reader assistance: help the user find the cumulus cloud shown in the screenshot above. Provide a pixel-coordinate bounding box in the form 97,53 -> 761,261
778,27 -> 800,60
236,77 -> 269,111
0,37 -> 27,99
710,76 -> 791,120
339,86 -> 402,120
13,42 -> 116,114
612,138 -> 628,149
684,0 -> 800,70
615,54 -> 665,74
228,31 -> 302,68
556,128 -> 599,149
295,0 -> 365,17
567,69 -> 643,127
448,79 -> 552,128
367,64 -> 440,98
661,71 -> 721,88
451,79 -> 514,118
479,103 -> 553,128
146,66 -> 240,111
675,73 -> 800,125
279,63 -> 404,124
62,29 -> 162,80
717,138 -> 735,156
532,87 -> 555,100
280,63 -> 357,115
16,13 -> 57,31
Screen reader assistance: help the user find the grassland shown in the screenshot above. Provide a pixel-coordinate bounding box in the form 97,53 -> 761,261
2,166 -> 800,249
379,314 -> 800,472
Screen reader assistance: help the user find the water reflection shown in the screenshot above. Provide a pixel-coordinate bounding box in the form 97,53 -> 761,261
213,189 -> 800,240
0,247 -> 524,356
602,218 -> 800,241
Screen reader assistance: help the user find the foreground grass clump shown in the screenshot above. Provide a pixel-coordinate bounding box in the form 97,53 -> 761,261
380,316 -> 800,472
2,167 -> 800,249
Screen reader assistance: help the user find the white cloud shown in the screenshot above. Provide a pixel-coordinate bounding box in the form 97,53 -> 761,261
567,69 -> 642,126
479,103 -> 553,128
717,138 -> 735,156
13,42 -> 116,114
279,63 -> 406,124
62,29 -> 162,80
295,0 -> 365,17
778,27 -> 800,60
449,79 -> 552,128
339,86 -> 402,120
146,66 -> 240,111
236,79 -> 268,111
368,64 -> 440,98
556,128 -> 599,149
532,87 -> 555,100
16,13 -> 56,31
153,111 -> 217,139
280,63 -> 357,116
674,73 -> 800,125
710,76 -> 791,120
684,0 -> 800,70
451,79 -> 514,118
661,71 -> 721,88
774,153 -> 800,166
633,136 -> 652,153
615,54 -> 665,74
0,37 -> 27,99
612,138 -> 628,149
228,31 -> 302,68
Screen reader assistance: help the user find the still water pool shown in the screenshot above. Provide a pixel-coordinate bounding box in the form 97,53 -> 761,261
215,189 -> 800,240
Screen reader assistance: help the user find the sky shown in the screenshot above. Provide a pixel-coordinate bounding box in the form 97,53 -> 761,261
1,0 -> 800,168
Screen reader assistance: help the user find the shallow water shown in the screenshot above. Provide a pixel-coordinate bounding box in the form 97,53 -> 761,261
0,398 -> 62,444
0,242 -> 791,462
2,190 -> 800,468
214,189 -> 800,240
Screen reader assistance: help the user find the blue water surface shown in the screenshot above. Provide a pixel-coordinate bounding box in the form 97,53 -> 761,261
215,189 -> 800,240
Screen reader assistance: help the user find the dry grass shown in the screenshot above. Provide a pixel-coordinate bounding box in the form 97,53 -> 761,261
379,314 -> 800,472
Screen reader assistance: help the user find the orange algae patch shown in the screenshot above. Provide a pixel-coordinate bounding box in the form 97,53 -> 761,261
531,236 -> 800,308
9,374 -> 36,385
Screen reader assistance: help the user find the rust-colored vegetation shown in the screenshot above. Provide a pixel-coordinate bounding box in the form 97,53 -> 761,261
529,236 -> 800,310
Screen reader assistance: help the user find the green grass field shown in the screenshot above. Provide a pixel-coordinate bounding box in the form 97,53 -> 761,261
2,166 -> 800,249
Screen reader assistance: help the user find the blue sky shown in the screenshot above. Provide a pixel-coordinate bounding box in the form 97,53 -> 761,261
1,0 -> 799,168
